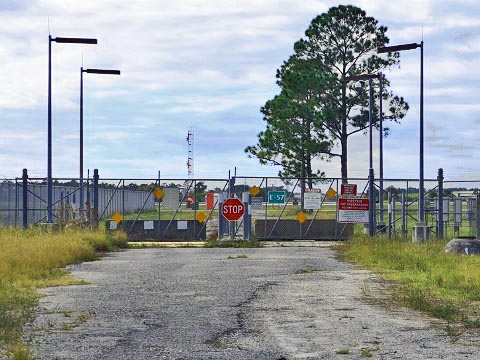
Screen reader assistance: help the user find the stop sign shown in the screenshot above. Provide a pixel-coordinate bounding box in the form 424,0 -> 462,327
221,198 -> 245,221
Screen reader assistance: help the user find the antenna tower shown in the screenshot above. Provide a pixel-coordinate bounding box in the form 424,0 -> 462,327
186,128 -> 194,178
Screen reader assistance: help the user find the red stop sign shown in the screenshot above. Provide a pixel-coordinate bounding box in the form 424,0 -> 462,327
221,198 -> 245,221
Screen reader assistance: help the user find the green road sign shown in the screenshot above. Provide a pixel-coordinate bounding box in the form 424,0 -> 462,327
268,191 -> 286,204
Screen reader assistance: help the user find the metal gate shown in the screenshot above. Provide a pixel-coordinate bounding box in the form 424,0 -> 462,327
105,178 -> 230,242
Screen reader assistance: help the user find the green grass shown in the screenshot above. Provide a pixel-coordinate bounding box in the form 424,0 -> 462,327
124,207 -> 218,221
295,269 -> 314,274
0,226 -> 127,358
338,236 -> 480,326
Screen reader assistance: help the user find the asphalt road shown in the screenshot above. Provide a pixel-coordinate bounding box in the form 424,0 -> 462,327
29,246 -> 480,359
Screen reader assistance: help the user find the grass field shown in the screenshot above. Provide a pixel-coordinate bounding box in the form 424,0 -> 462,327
0,226 -> 127,359
337,236 -> 480,327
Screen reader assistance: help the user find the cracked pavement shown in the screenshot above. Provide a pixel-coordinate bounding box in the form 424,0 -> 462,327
28,246 -> 480,359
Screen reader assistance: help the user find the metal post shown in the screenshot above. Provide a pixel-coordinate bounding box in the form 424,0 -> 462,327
387,192 -> 392,239
264,177 -> 268,240
229,175 -> 235,240
157,172 -> 161,240
93,169 -> 99,229
368,79 -> 375,236
419,41 -> 425,223
22,168 -> 28,228
402,193 -> 407,237
379,73 -> 385,225
242,191 -> 251,240
368,168 -> 375,236
392,195 -> 396,236
369,78 -> 373,170
122,179 -> 125,219
79,68 -> 84,211
437,168 -> 444,239
47,36 -> 53,222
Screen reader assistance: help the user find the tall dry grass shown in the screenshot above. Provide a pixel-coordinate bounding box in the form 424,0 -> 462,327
0,226 -> 127,357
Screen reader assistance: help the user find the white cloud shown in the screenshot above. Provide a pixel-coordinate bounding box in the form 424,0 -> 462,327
0,0 -> 479,182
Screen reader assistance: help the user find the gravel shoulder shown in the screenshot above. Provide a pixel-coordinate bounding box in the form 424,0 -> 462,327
28,246 -> 480,359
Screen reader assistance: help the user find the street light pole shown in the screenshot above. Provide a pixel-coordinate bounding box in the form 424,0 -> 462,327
47,36 -> 97,223
80,67 -> 84,210
419,41 -> 424,223
368,77 -> 375,236
345,73 -> 378,236
48,35 -> 52,222
377,42 -> 424,222
378,73 -> 384,226
79,67 -> 120,211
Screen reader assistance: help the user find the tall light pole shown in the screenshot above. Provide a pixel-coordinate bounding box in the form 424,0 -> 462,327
48,36 -> 97,223
378,72 -> 384,226
345,73 -> 378,236
377,42 -> 425,230
80,67 -> 120,211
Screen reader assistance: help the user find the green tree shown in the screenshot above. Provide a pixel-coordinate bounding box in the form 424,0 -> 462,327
247,5 -> 408,181
194,181 -> 208,193
295,5 -> 408,180
245,56 -> 334,188
385,185 -> 398,197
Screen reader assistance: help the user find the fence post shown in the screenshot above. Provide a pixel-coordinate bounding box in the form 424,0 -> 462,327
229,176 -> 235,240
242,191 -> 251,240
368,168 -> 375,236
22,168 -> 28,228
217,192 -> 227,239
93,169 -> 99,229
387,192 -> 392,239
437,168 -> 444,239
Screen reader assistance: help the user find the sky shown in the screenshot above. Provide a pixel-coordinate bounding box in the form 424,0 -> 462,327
0,0 -> 479,182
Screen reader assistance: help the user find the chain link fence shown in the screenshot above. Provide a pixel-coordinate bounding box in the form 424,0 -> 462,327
1,169 -> 479,241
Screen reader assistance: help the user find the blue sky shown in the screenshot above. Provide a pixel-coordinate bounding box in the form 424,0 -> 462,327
0,0 -> 479,181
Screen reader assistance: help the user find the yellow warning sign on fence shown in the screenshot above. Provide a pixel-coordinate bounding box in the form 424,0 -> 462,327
249,185 -> 261,196
296,212 -> 307,223
153,188 -> 165,199
196,212 -> 207,223
111,212 -> 124,224
326,188 -> 337,199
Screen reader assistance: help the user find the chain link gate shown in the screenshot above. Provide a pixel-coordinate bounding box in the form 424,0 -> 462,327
105,178 -> 230,242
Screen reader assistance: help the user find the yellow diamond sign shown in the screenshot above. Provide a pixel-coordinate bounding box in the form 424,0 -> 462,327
296,212 -> 307,223
249,185 -> 261,196
196,212 -> 207,223
326,188 -> 337,199
111,212 -> 124,224
154,188 -> 165,199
